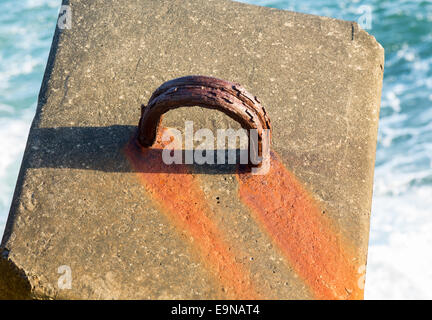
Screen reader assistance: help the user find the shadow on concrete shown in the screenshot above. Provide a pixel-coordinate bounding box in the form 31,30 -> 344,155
1,124 -> 251,246
28,125 -> 252,174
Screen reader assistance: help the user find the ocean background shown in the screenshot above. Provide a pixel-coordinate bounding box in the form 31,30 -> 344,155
0,0 -> 431,299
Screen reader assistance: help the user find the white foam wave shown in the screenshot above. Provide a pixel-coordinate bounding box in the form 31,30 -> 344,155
0,108 -> 34,234
25,0 -> 60,9
366,187 -> 432,299
0,55 -> 42,90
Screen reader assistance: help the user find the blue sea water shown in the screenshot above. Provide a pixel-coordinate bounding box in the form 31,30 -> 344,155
0,0 -> 431,299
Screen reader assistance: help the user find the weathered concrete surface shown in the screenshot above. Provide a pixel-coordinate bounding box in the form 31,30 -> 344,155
0,0 -> 384,299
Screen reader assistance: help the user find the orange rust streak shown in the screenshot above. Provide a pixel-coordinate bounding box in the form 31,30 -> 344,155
237,152 -> 363,300
124,139 -> 260,300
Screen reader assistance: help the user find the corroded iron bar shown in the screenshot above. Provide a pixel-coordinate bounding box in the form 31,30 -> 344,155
137,75 -> 272,164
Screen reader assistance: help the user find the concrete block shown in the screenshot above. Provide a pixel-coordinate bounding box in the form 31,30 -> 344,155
0,0 -> 384,299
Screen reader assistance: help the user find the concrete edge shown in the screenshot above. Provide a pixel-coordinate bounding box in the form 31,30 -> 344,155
0,249 -> 32,300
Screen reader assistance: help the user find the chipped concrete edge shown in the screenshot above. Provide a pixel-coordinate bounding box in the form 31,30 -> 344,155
352,21 -> 385,53
0,248 -> 62,300
0,2 -> 68,300
0,249 -> 32,299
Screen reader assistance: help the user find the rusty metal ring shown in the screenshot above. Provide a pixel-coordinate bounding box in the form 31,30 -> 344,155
137,75 -> 271,164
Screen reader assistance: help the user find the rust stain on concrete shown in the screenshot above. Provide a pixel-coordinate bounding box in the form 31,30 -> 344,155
124,133 -> 261,300
237,152 -> 363,300
125,128 -> 363,300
